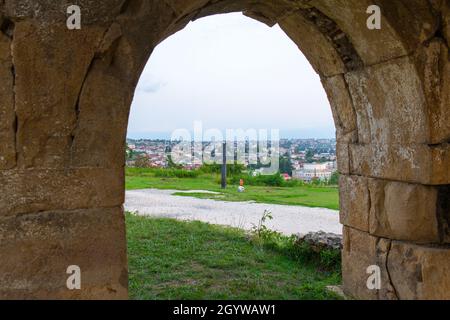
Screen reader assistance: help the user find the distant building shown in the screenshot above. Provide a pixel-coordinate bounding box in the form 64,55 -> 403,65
126,138 -> 338,171
293,161 -> 336,182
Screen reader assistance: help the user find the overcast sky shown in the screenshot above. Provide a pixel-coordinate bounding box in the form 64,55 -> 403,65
127,13 -> 335,139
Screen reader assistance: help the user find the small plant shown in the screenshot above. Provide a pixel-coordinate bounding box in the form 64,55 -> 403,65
250,210 -> 282,243
284,239 -> 341,272
318,248 -> 342,270
248,211 -> 341,273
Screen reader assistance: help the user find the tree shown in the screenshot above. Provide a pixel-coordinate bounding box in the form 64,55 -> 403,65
305,149 -> 315,163
135,154 -> 151,168
166,154 -> 183,169
329,171 -> 340,185
125,144 -> 135,160
279,155 -> 293,176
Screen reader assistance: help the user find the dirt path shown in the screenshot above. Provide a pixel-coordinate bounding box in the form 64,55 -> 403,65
125,189 -> 342,236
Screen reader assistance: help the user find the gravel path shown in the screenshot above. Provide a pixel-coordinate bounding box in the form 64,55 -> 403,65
125,189 -> 342,236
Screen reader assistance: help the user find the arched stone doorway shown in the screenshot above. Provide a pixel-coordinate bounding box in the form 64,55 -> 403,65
0,0 -> 448,299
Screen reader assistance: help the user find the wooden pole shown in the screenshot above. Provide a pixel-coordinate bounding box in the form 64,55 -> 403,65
221,141 -> 227,189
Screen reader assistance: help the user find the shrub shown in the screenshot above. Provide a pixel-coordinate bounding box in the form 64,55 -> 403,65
287,240 -> 341,271
152,168 -> 200,178
328,171 -> 340,186
125,167 -> 155,177
134,154 -> 152,168
126,166 -> 202,178
249,211 -> 341,272
231,173 -> 284,187
281,179 -> 305,188
250,210 -> 283,243
199,164 -> 245,176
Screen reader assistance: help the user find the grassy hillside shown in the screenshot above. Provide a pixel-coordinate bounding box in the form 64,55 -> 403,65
125,168 -> 339,210
127,213 -> 341,300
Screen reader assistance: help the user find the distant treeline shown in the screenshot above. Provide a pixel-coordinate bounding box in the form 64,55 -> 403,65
126,165 -> 339,187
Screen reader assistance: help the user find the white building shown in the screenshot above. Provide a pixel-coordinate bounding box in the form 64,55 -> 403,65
293,161 -> 336,182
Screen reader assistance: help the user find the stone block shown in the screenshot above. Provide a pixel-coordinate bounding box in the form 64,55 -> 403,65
444,2 -> 450,44
342,227 -> 396,300
321,75 -> 357,143
0,32 -> 15,170
339,175 -> 370,232
413,40 -> 450,144
313,0 -> 438,65
343,227 -> 450,300
340,176 -> 442,243
336,141 -> 350,175
161,0 -> 211,17
0,168 -> 124,217
3,0 -> 124,25
368,179 -> 440,243
69,62 -> 132,169
279,10 -> 346,77
0,207 -> 128,299
437,185 -> 450,243
349,143 -> 450,185
13,21 -> 105,169
345,57 -> 429,145
387,241 -> 450,300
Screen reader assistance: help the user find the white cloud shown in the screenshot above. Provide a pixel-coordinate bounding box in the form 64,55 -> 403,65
128,13 -> 335,139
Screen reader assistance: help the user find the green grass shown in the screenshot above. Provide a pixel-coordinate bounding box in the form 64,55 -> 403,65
127,213 -> 342,300
125,168 -> 339,210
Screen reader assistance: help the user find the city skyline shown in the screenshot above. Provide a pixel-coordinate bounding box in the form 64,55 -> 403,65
127,128 -> 336,140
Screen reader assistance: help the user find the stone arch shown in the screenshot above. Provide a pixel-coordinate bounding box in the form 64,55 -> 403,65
0,0 -> 448,299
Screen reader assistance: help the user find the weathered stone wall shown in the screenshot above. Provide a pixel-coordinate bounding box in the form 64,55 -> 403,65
0,0 -> 448,299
